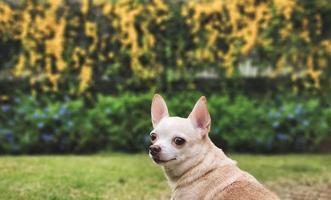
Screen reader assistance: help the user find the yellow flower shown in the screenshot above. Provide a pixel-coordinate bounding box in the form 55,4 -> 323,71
79,61 -> 93,92
14,54 -> 25,77
85,21 -> 97,37
103,3 -> 113,15
317,58 -> 327,68
81,0 -> 89,14
321,40 -> 331,53
0,95 -> 9,101
274,0 -> 296,20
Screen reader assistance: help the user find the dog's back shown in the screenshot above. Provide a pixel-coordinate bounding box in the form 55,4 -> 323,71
170,147 -> 279,200
215,180 -> 279,200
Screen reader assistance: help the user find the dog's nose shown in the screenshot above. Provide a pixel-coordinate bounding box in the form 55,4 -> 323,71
149,145 -> 161,156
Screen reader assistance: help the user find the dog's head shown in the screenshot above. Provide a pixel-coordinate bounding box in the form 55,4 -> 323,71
149,94 -> 211,166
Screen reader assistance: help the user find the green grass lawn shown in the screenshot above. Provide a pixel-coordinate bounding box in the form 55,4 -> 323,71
0,154 -> 330,200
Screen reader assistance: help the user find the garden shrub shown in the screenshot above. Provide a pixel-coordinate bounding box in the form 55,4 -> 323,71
0,93 -> 330,154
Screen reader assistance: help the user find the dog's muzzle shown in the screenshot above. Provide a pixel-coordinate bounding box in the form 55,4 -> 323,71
149,145 -> 161,156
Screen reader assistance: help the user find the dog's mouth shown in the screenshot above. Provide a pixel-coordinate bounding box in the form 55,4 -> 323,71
152,157 -> 176,164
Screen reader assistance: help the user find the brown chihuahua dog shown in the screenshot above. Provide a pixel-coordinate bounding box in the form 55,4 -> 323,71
149,94 -> 279,200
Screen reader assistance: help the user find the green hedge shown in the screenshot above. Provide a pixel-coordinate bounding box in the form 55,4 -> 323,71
0,93 -> 330,154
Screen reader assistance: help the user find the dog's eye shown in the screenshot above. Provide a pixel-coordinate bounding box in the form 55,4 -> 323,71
150,133 -> 157,142
174,137 -> 186,146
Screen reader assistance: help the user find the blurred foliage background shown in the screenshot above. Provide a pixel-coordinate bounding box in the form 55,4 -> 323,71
0,0 -> 330,154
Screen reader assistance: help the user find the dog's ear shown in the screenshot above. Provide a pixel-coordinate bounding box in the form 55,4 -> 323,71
151,94 -> 169,128
188,96 -> 211,136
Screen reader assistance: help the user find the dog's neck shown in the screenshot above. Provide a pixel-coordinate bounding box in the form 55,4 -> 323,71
163,137 -> 236,189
